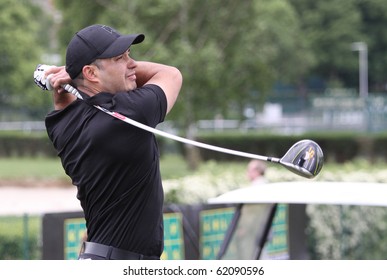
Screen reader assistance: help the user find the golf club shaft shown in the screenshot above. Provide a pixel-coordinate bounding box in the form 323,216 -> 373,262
62,84 -> 281,163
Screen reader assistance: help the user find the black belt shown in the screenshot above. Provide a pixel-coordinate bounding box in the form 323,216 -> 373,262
81,242 -> 159,260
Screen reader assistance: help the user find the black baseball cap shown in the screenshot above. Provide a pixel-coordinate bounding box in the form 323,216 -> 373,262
66,24 -> 145,79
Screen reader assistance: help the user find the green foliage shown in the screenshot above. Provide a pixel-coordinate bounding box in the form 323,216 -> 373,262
0,0 -> 53,119
307,205 -> 387,259
289,0 -> 387,91
1,130 -> 387,165
2,0 -> 387,123
54,0 -> 107,51
160,154 -> 190,179
52,0 -> 307,125
191,131 -> 387,163
1,0 -> 386,123
0,215 -> 41,259
0,131 -> 56,158
358,0 -> 387,90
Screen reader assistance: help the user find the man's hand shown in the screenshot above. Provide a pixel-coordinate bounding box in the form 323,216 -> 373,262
33,64 -> 54,90
33,64 -> 76,110
34,64 -> 73,94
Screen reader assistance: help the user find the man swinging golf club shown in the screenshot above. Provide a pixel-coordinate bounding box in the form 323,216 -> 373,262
36,24 -> 183,260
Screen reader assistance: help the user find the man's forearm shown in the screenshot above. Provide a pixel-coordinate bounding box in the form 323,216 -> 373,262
135,61 -> 177,87
134,61 -> 182,113
53,91 -> 77,110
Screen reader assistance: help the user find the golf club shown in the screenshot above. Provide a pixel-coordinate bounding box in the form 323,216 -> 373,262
34,65 -> 324,179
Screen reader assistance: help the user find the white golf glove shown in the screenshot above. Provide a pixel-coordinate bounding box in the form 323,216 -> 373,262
33,64 -> 54,91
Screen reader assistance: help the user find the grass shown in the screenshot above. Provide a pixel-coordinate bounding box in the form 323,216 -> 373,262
160,154 -> 191,179
0,215 -> 41,238
0,154 -> 194,181
0,157 -> 68,180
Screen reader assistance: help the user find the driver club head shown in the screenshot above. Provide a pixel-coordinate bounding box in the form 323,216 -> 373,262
279,139 -> 324,179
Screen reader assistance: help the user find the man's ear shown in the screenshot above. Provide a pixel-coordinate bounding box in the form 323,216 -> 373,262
82,65 -> 99,81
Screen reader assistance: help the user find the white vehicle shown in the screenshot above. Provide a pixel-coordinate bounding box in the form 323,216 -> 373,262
208,181 -> 387,259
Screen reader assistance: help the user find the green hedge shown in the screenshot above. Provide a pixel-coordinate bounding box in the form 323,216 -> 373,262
0,215 -> 41,260
0,236 -> 40,260
1,131 -> 387,163
0,132 -> 56,158
186,131 -> 387,163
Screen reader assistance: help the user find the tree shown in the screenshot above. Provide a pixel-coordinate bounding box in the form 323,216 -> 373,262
0,0 -> 52,119
54,0 -> 306,122
55,0 -> 107,51
357,0 -> 387,92
289,0 -> 364,89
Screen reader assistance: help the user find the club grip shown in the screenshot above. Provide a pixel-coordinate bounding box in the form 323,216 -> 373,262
62,84 -> 84,100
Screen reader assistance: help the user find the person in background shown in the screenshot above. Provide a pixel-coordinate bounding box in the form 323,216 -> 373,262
246,159 -> 267,187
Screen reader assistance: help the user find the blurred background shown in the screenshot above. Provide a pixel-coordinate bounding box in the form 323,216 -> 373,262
1,0 -> 387,260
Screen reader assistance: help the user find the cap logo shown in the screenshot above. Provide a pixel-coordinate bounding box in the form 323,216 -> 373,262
101,25 -> 115,34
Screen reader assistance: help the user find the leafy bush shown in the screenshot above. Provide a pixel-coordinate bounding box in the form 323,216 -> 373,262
307,205 -> 387,259
0,131 -> 56,158
2,130 -> 387,163
0,215 -> 41,260
191,131 -> 387,163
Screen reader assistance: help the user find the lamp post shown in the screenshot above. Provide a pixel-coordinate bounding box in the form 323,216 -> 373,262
351,42 -> 368,98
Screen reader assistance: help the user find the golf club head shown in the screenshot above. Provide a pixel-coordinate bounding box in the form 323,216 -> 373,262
279,139 -> 324,179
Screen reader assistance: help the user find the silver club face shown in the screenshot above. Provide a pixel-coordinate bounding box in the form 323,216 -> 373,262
279,140 -> 324,179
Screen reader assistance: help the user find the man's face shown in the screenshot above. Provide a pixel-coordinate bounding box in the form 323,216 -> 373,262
95,49 -> 138,93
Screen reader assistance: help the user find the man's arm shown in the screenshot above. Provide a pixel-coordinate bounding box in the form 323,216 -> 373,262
135,61 -> 182,114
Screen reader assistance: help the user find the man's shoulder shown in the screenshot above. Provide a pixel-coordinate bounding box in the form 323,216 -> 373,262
113,85 -> 166,104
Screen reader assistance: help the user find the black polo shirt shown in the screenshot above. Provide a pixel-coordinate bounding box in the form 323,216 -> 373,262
45,84 -> 167,257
